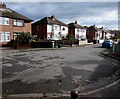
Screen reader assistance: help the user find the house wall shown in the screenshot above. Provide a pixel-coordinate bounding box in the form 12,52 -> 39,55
0,17 -> 32,45
32,24 -> 47,40
74,28 -> 86,40
86,30 -> 96,40
60,26 -> 68,38
46,24 -> 68,40
68,27 -> 75,38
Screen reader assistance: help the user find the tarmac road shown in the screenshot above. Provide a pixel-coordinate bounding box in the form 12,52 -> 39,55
1,44 -> 120,97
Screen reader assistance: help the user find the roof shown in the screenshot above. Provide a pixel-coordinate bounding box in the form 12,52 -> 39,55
33,16 -> 68,26
98,28 -> 108,32
68,21 -> 85,29
0,8 -> 33,22
87,25 -> 100,31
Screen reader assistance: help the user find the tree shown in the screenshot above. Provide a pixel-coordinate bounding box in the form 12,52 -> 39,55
17,32 -> 32,45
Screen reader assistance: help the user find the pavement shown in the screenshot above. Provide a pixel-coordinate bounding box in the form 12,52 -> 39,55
1,41 -> 93,55
101,48 -> 120,61
1,44 -> 120,99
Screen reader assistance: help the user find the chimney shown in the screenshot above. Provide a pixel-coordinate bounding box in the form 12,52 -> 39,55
75,21 -> 77,24
51,15 -> 55,20
0,3 -> 6,9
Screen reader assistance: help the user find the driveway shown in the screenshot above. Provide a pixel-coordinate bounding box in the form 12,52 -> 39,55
1,44 -> 120,97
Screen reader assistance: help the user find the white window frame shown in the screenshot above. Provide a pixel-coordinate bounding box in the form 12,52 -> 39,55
13,19 -> 24,26
0,17 -> 9,25
0,32 -> 10,42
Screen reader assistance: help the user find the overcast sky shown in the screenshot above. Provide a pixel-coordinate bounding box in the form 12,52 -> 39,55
5,2 -> 118,30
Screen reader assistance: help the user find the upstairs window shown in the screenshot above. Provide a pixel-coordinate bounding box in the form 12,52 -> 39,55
0,17 -> 9,25
13,19 -> 24,26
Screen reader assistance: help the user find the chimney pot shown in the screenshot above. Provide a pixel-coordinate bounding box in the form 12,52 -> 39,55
0,2 -> 6,9
75,21 -> 77,24
51,15 -> 55,20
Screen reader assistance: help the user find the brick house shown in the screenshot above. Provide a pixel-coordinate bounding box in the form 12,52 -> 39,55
68,21 -> 86,40
0,3 -> 33,45
86,25 -> 107,43
32,15 -> 68,40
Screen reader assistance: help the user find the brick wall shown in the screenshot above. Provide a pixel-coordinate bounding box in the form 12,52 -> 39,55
32,24 -> 47,40
86,30 -> 95,40
0,18 -> 32,45
68,27 -> 75,37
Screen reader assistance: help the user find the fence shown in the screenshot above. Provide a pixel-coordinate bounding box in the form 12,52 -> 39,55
44,40 -> 74,47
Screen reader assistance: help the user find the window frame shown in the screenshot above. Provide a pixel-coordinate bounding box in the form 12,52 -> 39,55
0,17 -> 9,25
13,19 -> 24,27
0,32 -> 10,42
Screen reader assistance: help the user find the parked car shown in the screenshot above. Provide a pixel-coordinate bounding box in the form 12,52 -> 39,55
102,40 -> 113,48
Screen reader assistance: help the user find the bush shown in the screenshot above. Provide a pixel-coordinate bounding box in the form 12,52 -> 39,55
66,34 -> 74,40
17,32 -> 32,45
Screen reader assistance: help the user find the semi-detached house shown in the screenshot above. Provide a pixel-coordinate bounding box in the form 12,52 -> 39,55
32,15 -> 68,40
86,25 -> 109,43
0,3 -> 33,45
68,21 -> 86,40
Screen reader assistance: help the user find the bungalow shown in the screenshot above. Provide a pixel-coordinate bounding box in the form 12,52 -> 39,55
86,25 -> 107,43
68,21 -> 86,40
32,15 -> 68,40
0,3 -> 33,45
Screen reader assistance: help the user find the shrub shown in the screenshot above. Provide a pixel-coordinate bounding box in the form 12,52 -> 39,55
66,34 -> 74,40
17,32 -> 32,45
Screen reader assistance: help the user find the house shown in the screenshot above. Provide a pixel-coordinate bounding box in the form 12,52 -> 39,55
86,25 -> 107,43
0,3 -> 33,45
68,21 -> 86,40
98,27 -> 110,40
32,15 -> 68,40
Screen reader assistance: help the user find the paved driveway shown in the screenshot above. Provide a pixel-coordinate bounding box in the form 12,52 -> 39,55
1,44 -> 120,96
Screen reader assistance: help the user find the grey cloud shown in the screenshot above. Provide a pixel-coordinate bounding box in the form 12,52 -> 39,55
6,2 -> 118,29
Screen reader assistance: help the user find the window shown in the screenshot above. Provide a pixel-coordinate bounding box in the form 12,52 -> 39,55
0,32 -> 10,42
0,17 -> 9,25
62,27 -> 65,31
13,19 -> 24,26
47,25 -> 52,32
54,25 -> 59,30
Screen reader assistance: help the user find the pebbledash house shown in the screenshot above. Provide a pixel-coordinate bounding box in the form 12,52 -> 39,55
68,21 -> 86,40
0,3 -> 33,45
32,15 -> 68,40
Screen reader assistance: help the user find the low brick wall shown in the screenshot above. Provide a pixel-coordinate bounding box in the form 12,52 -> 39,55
15,43 -> 31,49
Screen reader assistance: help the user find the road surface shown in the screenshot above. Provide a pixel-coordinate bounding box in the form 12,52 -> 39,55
1,44 -> 120,97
